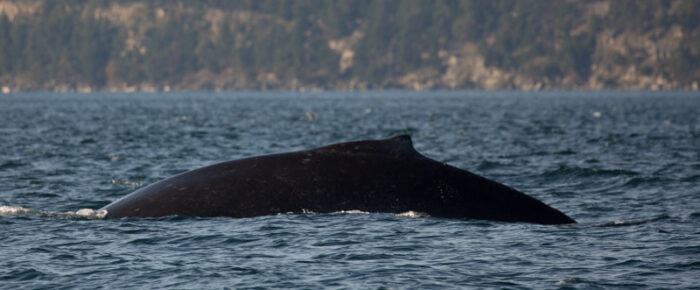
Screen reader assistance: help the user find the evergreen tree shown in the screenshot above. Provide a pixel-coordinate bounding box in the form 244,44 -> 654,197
0,14 -> 10,74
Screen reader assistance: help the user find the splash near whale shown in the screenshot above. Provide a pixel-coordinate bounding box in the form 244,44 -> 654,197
101,135 -> 576,225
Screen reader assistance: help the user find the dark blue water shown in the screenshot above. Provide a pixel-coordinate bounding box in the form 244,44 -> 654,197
1,91 -> 698,289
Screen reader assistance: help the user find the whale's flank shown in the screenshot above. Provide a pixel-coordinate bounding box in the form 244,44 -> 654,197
101,135 -> 576,224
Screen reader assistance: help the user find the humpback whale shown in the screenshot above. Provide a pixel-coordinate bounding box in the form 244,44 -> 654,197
101,135 -> 576,224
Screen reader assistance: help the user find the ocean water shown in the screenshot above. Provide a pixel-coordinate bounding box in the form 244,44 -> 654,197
0,91 -> 698,289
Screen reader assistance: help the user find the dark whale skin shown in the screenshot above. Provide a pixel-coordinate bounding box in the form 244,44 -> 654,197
101,135 -> 576,225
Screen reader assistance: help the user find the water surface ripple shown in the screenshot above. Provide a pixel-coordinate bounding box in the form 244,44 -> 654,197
1,91 -> 698,289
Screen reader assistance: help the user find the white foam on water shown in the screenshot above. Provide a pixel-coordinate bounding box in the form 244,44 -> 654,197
393,211 -> 431,218
285,209 -> 429,217
0,205 -> 33,215
0,205 -> 107,219
72,208 -> 108,219
331,210 -> 370,214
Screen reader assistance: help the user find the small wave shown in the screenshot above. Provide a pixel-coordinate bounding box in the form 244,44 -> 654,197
542,165 -> 639,178
554,149 -> 576,155
0,205 -> 107,219
0,160 -> 26,170
555,277 -> 582,285
476,160 -> 505,170
680,175 -> 700,182
624,176 -> 668,186
595,215 -> 670,227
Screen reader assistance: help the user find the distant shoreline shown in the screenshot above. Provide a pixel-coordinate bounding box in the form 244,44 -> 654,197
2,86 -> 698,95
1,1 -> 698,95
2,78 -> 698,93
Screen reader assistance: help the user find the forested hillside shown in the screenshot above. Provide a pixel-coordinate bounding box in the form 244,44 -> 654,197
0,0 -> 698,92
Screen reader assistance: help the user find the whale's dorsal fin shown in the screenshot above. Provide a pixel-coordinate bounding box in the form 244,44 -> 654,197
314,135 -> 418,157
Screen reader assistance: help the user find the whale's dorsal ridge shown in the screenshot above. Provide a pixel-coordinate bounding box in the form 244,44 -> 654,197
384,134 -> 415,155
314,135 -> 418,157
389,134 -> 412,144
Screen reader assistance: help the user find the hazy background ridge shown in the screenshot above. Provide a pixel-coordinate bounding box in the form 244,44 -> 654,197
0,0 -> 698,92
